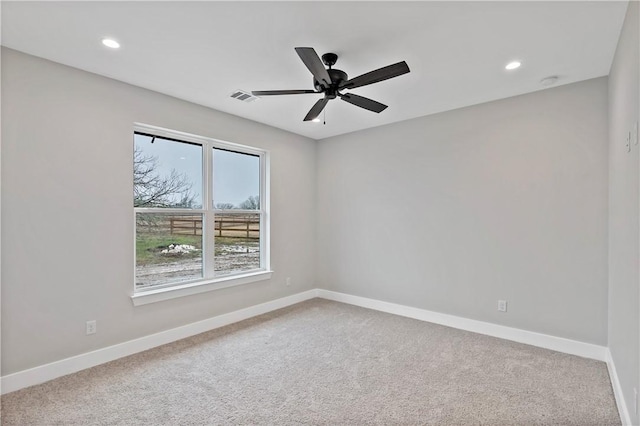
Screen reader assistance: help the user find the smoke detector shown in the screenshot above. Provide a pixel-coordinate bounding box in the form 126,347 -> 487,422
540,76 -> 559,86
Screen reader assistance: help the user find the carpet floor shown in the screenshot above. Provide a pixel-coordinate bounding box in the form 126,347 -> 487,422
1,299 -> 620,425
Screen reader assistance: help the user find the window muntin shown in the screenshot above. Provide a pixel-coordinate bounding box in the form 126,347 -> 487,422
133,126 -> 268,292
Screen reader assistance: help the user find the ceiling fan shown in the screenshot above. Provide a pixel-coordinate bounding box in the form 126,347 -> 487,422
252,47 -> 410,122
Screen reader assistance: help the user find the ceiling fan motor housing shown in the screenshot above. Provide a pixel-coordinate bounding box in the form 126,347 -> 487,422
251,47 -> 410,121
314,68 -> 348,98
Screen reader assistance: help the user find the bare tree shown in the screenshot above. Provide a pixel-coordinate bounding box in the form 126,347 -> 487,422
238,195 -> 260,210
215,203 -> 236,210
134,146 -> 196,208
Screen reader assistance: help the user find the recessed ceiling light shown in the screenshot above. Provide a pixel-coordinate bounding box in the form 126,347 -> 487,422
102,38 -> 120,49
505,61 -> 521,70
312,118 -> 321,123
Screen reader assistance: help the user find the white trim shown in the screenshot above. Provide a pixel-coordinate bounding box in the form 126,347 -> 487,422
131,270 -> 273,306
1,288 -> 619,408
606,348 -> 633,426
133,123 -> 265,156
317,289 -> 608,361
259,150 -> 270,272
317,290 -> 630,422
1,289 -> 318,395
132,123 -> 270,293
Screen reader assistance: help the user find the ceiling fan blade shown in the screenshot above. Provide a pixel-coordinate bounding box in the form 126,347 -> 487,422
339,93 -> 388,113
303,98 -> 329,121
295,47 -> 332,89
252,90 -> 317,96
339,61 -> 410,90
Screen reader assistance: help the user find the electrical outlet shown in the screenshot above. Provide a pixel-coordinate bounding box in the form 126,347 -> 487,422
497,300 -> 507,312
86,320 -> 97,335
285,277 -> 291,286
626,131 -> 631,153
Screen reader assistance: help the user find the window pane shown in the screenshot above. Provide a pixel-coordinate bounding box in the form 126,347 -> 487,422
213,149 -> 260,210
134,133 -> 203,209
136,213 -> 203,289
214,213 -> 261,276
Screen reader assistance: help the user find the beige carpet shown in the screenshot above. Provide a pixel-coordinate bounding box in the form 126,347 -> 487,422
1,299 -> 620,425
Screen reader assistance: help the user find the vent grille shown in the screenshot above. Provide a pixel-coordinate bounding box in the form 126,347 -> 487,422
230,90 -> 259,103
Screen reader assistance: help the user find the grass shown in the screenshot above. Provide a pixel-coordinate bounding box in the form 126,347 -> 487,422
136,233 -> 202,265
136,233 -> 259,265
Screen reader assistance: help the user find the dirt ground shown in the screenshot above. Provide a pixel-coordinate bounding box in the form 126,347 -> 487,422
135,250 -> 260,289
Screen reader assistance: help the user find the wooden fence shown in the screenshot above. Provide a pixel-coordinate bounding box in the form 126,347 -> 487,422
168,215 -> 259,239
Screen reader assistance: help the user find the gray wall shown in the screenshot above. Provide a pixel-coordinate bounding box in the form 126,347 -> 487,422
317,78 -> 609,345
608,1 -> 640,424
1,48 -> 317,375
2,21 -> 632,401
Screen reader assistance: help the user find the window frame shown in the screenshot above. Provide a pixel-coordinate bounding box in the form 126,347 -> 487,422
131,123 -> 271,305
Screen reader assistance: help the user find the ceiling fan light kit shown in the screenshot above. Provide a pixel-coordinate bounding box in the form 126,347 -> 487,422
252,47 -> 410,122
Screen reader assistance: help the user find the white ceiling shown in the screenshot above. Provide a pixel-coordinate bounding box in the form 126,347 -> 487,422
1,1 -> 628,140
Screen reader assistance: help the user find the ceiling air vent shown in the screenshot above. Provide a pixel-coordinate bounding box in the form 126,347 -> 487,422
230,90 -> 259,103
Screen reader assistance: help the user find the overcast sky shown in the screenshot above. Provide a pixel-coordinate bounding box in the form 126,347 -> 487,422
134,134 -> 259,208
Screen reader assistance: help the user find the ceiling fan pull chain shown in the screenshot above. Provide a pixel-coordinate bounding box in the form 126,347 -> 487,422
250,47 -> 409,122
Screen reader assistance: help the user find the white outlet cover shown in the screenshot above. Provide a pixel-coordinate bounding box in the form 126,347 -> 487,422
86,320 -> 97,335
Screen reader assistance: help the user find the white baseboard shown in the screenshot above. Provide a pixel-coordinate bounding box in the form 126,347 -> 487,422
0,286 -> 616,417
317,289 -> 608,362
606,349 -> 633,426
0,289 -> 319,395
320,290 -> 629,425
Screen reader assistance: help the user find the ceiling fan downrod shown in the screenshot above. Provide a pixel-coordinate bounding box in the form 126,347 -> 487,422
251,47 -> 410,122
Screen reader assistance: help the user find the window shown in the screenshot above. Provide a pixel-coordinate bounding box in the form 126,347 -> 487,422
133,125 -> 269,296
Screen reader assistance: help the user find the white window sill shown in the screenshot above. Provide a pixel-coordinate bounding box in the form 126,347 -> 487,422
131,270 -> 273,306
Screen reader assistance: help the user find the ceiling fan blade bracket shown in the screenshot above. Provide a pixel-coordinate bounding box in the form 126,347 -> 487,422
254,49 -> 407,121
